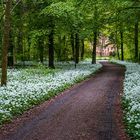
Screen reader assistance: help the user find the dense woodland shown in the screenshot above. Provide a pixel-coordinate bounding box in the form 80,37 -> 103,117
0,0 -> 140,85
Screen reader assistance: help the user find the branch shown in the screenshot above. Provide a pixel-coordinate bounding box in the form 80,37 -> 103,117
0,0 -> 23,23
118,6 -> 140,13
11,0 -> 22,13
0,13 -> 4,23
103,43 -> 113,48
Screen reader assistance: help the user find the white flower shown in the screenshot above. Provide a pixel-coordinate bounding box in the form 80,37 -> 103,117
0,61 -> 102,123
112,60 -> 140,137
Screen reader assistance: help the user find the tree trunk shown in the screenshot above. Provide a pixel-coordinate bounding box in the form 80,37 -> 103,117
134,21 -> 139,62
70,33 -> 75,60
56,36 -> 61,61
8,37 -> 14,67
17,30 -> 24,62
81,39 -> 84,60
39,40 -> 44,64
17,1 -> 24,63
27,37 -> 31,61
8,33 -> 14,67
92,31 -> 97,64
75,33 -> 80,64
48,25 -> 55,68
1,0 -> 12,86
63,36 -> 67,61
120,31 -> 124,61
115,30 -> 120,60
116,45 -> 120,60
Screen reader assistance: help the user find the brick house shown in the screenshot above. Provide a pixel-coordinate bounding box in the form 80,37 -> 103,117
96,36 -> 116,57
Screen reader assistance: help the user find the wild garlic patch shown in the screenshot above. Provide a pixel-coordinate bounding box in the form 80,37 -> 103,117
112,60 -> 140,139
0,62 -> 102,125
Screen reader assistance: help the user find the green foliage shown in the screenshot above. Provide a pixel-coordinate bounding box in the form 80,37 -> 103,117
41,1 -> 74,18
1,1 -> 140,139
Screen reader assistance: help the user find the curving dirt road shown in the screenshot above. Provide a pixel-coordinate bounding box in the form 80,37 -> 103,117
0,62 -> 129,140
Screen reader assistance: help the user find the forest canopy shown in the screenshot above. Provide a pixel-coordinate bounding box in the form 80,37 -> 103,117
0,0 -> 140,85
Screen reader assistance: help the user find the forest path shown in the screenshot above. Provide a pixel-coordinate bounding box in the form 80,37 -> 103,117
0,62 -> 129,140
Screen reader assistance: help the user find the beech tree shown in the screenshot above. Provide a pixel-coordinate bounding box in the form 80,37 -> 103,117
1,0 -> 140,85
1,0 -> 12,86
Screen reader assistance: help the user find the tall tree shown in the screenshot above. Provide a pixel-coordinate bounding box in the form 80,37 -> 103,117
134,20 -> 139,62
48,18 -> 55,69
133,0 -> 139,62
81,39 -> 84,60
71,33 -> 75,60
75,32 -> 80,64
92,4 -> 98,64
120,30 -> 124,61
1,0 -> 12,86
92,31 -> 98,64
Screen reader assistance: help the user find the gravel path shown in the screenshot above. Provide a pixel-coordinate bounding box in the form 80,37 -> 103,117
0,62 -> 129,140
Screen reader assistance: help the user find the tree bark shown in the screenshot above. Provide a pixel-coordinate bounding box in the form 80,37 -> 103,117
17,1 -> 24,62
8,33 -> 14,67
27,37 -> 31,61
116,45 -> 120,60
75,33 -> 80,64
120,31 -> 124,61
1,0 -> 12,86
92,31 -> 97,64
48,22 -> 55,68
115,30 -> 120,60
134,21 -> 139,62
70,33 -> 75,61
81,39 -> 84,60
39,39 -> 44,64
57,36 -> 62,61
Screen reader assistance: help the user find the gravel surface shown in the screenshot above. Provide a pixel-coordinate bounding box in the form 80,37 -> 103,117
0,62 -> 129,140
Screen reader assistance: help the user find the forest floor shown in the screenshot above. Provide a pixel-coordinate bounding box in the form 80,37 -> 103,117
0,62 -> 130,140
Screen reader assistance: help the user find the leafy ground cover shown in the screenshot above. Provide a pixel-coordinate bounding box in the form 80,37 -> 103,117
0,61 -> 102,125
112,60 -> 140,139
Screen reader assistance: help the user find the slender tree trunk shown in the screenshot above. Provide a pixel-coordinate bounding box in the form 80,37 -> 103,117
134,21 -> 139,62
116,45 -> 120,60
57,50 -> 61,61
39,39 -> 44,64
17,30 -> 24,62
120,30 -> 124,61
115,30 -> 120,60
81,39 -> 84,60
48,23 -> 55,68
27,37 -> 31,61
40,46 -> 44,64
63,36 -> 67,61
70,33 -> 75,60
75,33 -> 80,64
17,1 -> 24,63
92,31 -> 97,64
92,4 -> 98,64
8,33 -> 14,67
1,0 -> 12,86
57,36 -> 62,61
